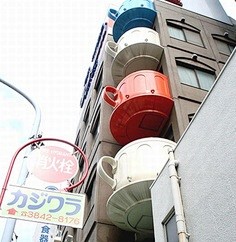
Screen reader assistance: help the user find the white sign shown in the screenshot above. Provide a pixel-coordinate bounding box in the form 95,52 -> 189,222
0,185 -> 85,228
33,223 -> 57,242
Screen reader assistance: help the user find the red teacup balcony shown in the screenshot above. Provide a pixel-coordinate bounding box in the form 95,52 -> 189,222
103,70 -> 173,145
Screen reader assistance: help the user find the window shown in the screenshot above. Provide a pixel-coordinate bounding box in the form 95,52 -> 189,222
177,64 -> 215,91
85,165 -> 97,199
213,33 -> 236,56
94,64 -> 103,92
83,101 -> 90,124
163,125 -> 175,142
167,20 -> 204,47
90,106 -> 100,137
215,39 -> 235,55
188,113 -> 195,122
75,130 -> 80,147
163,211 -> 178,242
168,25 -> 185,41
78,142 -> 86,168
62,231 -> 68,242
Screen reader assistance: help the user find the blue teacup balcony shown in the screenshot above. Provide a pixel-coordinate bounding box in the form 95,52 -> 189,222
109,0 -> 157,42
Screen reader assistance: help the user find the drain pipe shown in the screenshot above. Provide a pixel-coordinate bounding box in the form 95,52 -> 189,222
167,148 -> 189,242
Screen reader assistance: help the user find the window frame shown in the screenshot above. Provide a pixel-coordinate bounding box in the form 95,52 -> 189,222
214,38 -> 235,56
162,209 -> 178,242
94,63 -> 103,92
167,20 -> 204,47
78,142 -> 86,168
177,62 -> 215,91
75,130 -> 80,147
188,113 -> 195,122
84,164 -> 97,199
90,105 -> 101,138
83,100 -> 91,124
163,124 -> 175,142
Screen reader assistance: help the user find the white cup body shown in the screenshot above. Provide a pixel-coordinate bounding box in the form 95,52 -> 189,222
97,138 -> 176,190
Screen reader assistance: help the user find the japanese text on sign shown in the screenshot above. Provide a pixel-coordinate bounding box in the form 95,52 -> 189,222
34,225 -> 56,242
27,146 -> 79,183
0,185 -> 85,228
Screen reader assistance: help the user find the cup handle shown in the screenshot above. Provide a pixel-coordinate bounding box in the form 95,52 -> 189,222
103,86 -> 120,108
108,8 -> 118,21
105,41 -> 117,58
97,156 -> 117,190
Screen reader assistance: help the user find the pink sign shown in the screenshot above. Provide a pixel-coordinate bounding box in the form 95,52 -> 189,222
27,146 -> 79,183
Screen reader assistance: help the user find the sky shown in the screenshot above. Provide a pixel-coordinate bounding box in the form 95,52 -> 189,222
0,0 -> 235,241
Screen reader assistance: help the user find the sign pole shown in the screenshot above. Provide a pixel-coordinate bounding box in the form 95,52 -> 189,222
0,138 -> 89,207
0,78 -> 41,242
1,138 -> 89,242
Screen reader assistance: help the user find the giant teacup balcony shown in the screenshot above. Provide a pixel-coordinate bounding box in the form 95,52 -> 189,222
103,70 -> 173,145
106,27 -> 164,85
97,137 -> 176,235
109,0 -> 157,42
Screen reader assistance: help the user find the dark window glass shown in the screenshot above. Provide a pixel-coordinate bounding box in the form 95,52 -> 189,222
94,65 -> 103,91
77,142 -> 86,168
188,113 -> 195,122
164,125 -> 175,142
62,231 -> 68,242
83,101 -> 90,124
165,213 -> 178,242
90,106 -> 100,137
163,211 -> 178,242
75,130 -> 80,147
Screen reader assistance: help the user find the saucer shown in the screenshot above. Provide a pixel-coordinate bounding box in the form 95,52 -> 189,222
106,179 -> 154,233
111,43 -> 163,84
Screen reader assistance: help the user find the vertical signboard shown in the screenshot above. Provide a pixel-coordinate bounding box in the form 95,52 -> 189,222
32,224 -> 57,242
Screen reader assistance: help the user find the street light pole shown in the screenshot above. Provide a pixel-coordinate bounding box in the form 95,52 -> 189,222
0,79 -> 41,242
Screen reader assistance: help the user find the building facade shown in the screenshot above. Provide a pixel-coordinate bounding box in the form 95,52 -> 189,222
151,49 -> 236,242
61,0 -> 236,241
